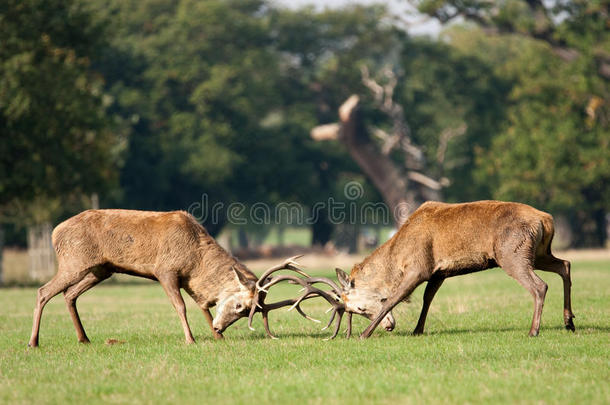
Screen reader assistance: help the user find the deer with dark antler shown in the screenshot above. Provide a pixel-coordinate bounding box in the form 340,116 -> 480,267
334,201 -> 575,339
28,209 -> 342,347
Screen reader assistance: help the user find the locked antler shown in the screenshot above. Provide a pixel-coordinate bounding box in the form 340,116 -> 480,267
247,255 -> 347,339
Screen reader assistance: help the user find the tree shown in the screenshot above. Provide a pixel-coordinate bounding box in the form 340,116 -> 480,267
413,0 -> 610,80
0,0 -> 119,215
270,5 -> 402,239
414,0 -> 610,246
93,0 -> 291,235
309,29 -> 510,224
446,27 -> 610,246
95,1 -> 395,242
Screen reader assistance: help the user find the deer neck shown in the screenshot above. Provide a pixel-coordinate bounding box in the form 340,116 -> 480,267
186,236 -> 256,304
351,243 -> 399,295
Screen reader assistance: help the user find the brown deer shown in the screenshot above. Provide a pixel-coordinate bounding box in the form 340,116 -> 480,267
334,200 -> 575,339
28,209 -> 333,347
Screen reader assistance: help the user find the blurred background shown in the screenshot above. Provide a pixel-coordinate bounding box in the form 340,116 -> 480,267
1,0 -> 609,284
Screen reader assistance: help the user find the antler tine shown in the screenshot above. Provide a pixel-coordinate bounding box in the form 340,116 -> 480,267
249,277 -> 324,334
248,290 -> 265,330
248,256 -> 347,339
305,277 -> 342,300
307,277 -> 341,292
323,308 -> 345,340
259,275 -> 340,312
321,307 -> 338,331
261,311 -> 278,339
262,293 -> 322,323
249,255 -> 309,331
255,292 -> 323,338
295,303 -> 321,323
252,273 -> 346,338
345,312 -> 353,339
255,254 -> 309,289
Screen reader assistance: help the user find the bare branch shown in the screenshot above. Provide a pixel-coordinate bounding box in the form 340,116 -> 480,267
437,123 -> 467,165
311,123 -> 341,141
373,128 -> 401,155
339,95 -> 360,123
407,171 -> 445,190
360,66 -> 384,104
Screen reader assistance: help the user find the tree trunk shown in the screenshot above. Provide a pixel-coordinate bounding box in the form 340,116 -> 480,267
237,228 -> 249,249
0,228 -> 4,285
312,96 -> 441,226
311,208 -> 333,246
334,224 -> 360,254
277,226 -> 285,247
592,208 -> 607,247
27,223 -> 55,282
568,209 -> 608,248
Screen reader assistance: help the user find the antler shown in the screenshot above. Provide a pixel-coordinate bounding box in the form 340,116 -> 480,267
247,256 -> 347,339
255,254 -> 311,290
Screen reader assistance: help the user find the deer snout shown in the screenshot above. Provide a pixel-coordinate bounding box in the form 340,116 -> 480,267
381,313 -> 396,332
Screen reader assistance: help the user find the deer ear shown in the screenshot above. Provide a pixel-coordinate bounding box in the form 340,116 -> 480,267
232,265 -> 255,289
335,268 -> 351,290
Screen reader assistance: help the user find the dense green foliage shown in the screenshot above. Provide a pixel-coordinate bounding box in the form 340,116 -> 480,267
1,0 -> 608,245
1,260 -> 608,403
413,0 -> 610,246
0,0 -> 119,217
92,1 -> 400,236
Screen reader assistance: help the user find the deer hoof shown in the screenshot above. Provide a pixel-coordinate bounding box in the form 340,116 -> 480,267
565,318 -> 575,332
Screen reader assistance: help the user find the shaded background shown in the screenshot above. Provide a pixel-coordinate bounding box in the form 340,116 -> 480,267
1,0 -> 609,283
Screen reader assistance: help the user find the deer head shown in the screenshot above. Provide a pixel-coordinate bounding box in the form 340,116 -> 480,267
336,268 -> 396,331
212,266 -> 257,334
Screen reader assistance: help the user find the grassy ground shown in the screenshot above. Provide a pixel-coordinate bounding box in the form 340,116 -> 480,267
1,260 -> 608,404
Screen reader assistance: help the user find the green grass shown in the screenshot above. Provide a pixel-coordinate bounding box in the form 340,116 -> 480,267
1,261 -> 608,404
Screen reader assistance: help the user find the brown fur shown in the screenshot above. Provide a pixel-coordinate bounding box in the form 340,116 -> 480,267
28,209 -> 258,347
344,201 -> 575,338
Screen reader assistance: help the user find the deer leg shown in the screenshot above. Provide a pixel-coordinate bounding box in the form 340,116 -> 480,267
360,271 -> 424,339
63,268 -> 111,343
29,273 -> 83,347
201,308 -> 224,340
535,255 -> 574,331
413,274 -> 445,335
502,261 -> 548,337
158,274 -> 195,344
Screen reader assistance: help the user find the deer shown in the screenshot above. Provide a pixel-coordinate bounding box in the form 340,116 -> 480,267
330,200 -> 575,339
28,209 -> 340,347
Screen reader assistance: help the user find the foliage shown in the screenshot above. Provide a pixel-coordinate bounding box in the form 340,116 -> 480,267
0,0 -> 608,246
92,1 -> 400,237
435,14 -> 610,245
394,39 -> 512,201
0,0 -> 120,221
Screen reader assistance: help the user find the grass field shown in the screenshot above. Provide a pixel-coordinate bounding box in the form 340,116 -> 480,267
1,260 -> 608,404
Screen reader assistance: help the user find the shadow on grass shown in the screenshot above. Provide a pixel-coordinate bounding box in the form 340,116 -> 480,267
387,324 -> 610,337
235,323 -> 610,340
26,323 -> 609,348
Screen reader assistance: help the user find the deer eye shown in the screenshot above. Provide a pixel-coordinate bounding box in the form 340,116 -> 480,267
380,298 -> 387,303
235,303 -> 243,311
